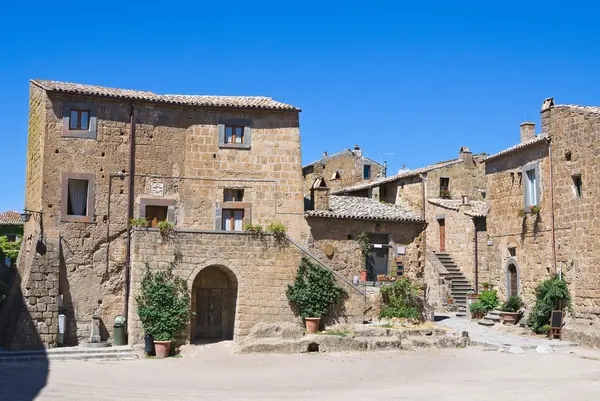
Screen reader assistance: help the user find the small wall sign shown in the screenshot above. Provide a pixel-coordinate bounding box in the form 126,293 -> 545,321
397,245 -> 407,255
487,240 -> 493,246
151,182 -> 164,197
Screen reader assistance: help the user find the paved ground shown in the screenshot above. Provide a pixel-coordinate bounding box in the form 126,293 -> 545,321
2,342 -> 600,400
436,316 -> 577,350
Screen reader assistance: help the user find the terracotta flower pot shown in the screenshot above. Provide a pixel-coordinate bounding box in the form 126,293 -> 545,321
360,270 -> 368,282
305,317 -> 321,333
154,340 -> 171,358
501,312 -> 521,326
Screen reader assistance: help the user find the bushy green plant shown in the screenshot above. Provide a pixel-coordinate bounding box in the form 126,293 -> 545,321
266,221 -> 286,236
243,223 -> 263,234
157,221 -> 174,236
135,263 -> 191,342
130,218 -> 149,228
286,257 -> 345,319
501,295 -> 524,312
541,324 -> 551,335
439,189 -> 451,199
528,275 -> 571,334
469,301 -> 487,316
479,289 -> 499,312
0,236 -> 21,261
379,278 -> 424,321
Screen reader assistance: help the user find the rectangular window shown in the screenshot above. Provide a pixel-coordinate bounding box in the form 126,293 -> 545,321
440,177 -> 449,191
225,125 -> 244,144
224,189 -> 244,202
222,209 -> 244,231
363,165 -> 371,179
67,179 -> 89,216
69,109 -> 90,131
525,169 -> 538,206
573,175 -> 582,198
145,205 -> 168,228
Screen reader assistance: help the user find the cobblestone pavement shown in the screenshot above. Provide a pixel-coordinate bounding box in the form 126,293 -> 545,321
435,316 -> 577,350
2,343 -> 600,400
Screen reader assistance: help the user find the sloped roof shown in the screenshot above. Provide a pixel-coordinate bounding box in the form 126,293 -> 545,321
428,199 -> 489,217
305,195 -> 423,222
331,158 -> 465,194
483,135 -> 549,162
303,148 -> 380,170
31,79 -> 300,111
0,211 -> 22,225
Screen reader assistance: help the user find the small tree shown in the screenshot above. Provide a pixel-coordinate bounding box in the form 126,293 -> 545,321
136,263 -> 191,342
528,275 -> 571,333
286,257 -> 345,319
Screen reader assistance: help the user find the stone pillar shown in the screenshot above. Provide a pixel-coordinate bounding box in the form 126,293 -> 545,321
459,146 -> 473,164
520,122 -> 536,143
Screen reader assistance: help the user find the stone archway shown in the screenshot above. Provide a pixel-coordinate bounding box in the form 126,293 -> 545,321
506,259 -> 519,298
191,265 -> 238,342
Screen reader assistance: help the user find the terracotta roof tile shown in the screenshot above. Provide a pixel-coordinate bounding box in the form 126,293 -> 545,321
428,199 -> 489,217
305,195 -> 423,222
483,135 -> 549,162
0,211 -> 22,225
31,79 -> 300,111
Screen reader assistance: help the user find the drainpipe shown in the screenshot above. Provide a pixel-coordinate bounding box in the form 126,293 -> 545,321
124,102 -> 136,328
549,139 -> 557,274
473,218 -> 479,292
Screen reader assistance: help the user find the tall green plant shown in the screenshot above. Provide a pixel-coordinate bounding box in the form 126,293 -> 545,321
356,232 -> 371,272
286,257 -> 345,319
479,289 -> 500,312
136,263 -> 191,342
528,275 -> 571,333
379,278 -> 424,321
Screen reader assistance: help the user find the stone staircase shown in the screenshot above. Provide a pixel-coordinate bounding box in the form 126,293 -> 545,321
478,310 -> 501,327
0,345 -> 138,364
436,252 -> 473,317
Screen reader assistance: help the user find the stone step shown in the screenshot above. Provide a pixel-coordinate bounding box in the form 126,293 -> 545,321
477,319 -> 496,327
484,314 -> 501,322
0,346 -> 138,363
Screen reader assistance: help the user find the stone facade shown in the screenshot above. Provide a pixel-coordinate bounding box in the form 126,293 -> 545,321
302,146 -> 383,195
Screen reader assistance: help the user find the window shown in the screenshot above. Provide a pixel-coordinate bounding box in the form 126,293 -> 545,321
363,165 -> 371,179
381,186 -> 387,198
225,125 -> 244,144
224,189 -> 244,202
222,209 -> 244,231
573,175 -> 582,198
525,169 -> 538,206
61,172 -> 96,222
67,179 -> 89,216
440,177 -> 450,198
5,234 -> 17,242
145,205 -> 168,228
69,109 -> 90,130
331,171 -> 341,180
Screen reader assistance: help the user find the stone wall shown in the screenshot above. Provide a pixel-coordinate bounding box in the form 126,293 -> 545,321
128,230 -> 372,343
484,141 -> 552,306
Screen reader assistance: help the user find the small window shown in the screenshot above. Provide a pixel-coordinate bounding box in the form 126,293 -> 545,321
145,205 -> 168,228
222,209 -> 244,231
224,189 -> 244,202
67,179 -> 89,216
331,171 -> 341,180
525,169 -> 538,206
225,125 -> 244,144
440,177 -> 450,191
69,109 -> 90,131
573,175 -> 582,198
363,165 -> 371,179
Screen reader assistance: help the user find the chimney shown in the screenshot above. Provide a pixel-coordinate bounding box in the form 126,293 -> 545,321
353,144 -> 362,158
459,146 -> 473,164
311,177 -> 330,211
520,122 -> 535,143
541,97 -> 554,135
322,151 -> 328,159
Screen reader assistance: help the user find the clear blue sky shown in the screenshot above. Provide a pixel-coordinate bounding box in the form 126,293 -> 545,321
2,1 -> 600,212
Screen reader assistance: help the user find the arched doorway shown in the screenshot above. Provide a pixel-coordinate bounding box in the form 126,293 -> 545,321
506,263 -> 518,297
191,265 -> 238,341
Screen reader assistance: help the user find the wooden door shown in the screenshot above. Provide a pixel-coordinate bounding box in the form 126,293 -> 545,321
508,265 -> 518,296
196,289 -> 223,338
439,219 -> 446,252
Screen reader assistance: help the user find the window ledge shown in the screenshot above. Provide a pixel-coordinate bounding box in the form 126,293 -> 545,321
63,131 -> 97,139
61,216 -> 95,223
219,143 -> 251,150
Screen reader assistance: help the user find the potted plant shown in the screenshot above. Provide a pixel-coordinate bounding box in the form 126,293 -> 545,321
481,282 -> 491,291
136,263 -> 191,358
447,296 -> 454,305
377,274 -> 389,282
356,232 -> 371,282
286,257 -> 346,333
469,301 -> 486,320
500,295 -> 524,325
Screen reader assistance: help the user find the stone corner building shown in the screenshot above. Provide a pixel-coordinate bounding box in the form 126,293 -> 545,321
2,79 -> 352,350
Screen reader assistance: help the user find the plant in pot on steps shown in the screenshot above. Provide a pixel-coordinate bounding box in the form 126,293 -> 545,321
286,257 -> 346,333
356,232 -> 371,282
500,295 -> 524,325
136,263 -> 191,358
469,301 -> 486,320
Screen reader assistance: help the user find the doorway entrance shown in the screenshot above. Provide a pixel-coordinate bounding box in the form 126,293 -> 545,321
191,265 -> 237,341
438,219 -> 446,252
366,234 -> 390,281
507,263 -> 518,297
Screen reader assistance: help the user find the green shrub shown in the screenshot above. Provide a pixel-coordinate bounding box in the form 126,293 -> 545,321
379,278 -> 425,321
0,236 -> 21,261
527,275 -> 571,334
244,223 -> 263,233
135,263 -> 191,342
541,324 -> 551,335
130,218 -> 149,228
479,290 -> 499,312
157,221 -> 174,236
501,295 -> 524,312
469,301 -> 486,315
266,221 -> 287,236
286,257 -> 345,319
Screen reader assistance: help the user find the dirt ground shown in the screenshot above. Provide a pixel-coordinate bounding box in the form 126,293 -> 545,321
2,343 -> 600,400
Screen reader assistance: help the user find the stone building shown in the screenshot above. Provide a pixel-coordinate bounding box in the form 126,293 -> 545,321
484,99 -> 600,346
2,79 -> 377,350
302,145 -> 383,196
332,148 -> 488,310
